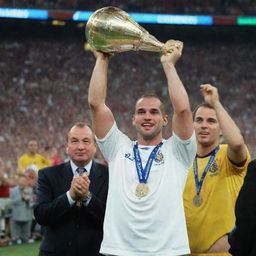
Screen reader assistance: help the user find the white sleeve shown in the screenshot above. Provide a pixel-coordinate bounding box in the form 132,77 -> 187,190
66,191 -> 76,206
171,131 -> 197,168
96,122 -> 131,162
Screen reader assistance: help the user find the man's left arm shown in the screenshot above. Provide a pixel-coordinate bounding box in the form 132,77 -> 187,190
161,40 -> 194,140
215,102 -> 248,165
201,84 -> 248,165
83,192 -> 107,223
82,164 -> 108,223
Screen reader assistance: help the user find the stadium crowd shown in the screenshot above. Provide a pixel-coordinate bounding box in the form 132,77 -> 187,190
0,0 -> 256,15
0,27 -> 255,172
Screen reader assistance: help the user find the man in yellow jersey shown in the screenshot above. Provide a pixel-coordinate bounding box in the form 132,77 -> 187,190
183,84 -> 250,254
18,138 -> 51,173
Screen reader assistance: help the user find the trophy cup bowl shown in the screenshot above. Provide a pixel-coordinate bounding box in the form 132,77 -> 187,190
85,6 -> 169,53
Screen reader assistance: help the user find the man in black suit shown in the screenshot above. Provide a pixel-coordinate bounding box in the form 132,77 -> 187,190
229,159 -> 256,256
34,122 -> 109,256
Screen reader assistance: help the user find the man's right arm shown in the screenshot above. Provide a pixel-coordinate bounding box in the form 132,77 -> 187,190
34,168 -> 74,226
88,51 -> 115,139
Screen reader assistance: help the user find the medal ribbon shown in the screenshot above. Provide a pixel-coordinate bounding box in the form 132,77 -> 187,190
193,146 -> 219,195
133,142 -> 163,184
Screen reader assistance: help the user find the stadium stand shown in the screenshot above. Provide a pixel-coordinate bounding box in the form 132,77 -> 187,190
0,0 -> 256,15
0,21 -> 255,174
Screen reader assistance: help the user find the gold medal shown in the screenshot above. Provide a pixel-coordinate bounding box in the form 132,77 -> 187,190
136,183 -> 149,198
193,194 -> 203,207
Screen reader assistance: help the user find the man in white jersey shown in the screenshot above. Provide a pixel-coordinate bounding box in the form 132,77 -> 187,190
88,40 -> 197,256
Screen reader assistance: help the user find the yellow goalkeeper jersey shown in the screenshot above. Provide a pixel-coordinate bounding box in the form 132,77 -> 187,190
183,144 -> 250,253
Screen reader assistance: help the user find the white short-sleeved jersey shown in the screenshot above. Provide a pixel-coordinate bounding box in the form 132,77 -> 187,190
97,123 -> 196,256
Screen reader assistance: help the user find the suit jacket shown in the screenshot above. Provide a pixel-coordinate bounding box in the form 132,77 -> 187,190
229,159 -> 256,256
34,161 -> 109,256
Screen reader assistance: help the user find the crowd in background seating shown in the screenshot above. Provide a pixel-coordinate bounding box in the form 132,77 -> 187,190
0,0 -> 256,15
0,24 -> 255,174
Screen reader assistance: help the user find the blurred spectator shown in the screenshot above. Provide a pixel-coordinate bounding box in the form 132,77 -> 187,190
50,147 -> 64,166
0,25 -> 255,170
10,174 -> 34,245
42,146 -> 63,166
18,138 -> 52,173
41,146 -> 52,165
24,167 -> 42,241
0,162 -> 16,246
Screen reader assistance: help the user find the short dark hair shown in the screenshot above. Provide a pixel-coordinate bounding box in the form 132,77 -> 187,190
28,137 -> 38,143
66,122 -> 95,142
193,103 -> 214,121
135,93 -> 166,115
27,138 -> 38,147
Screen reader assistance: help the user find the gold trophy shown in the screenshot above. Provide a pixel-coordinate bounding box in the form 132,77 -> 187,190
85,6 -> 170,53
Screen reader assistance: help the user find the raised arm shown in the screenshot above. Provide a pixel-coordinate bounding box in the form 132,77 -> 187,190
160,40 -> 194,140
200,84 -> 247,164
88,51 -> 115,139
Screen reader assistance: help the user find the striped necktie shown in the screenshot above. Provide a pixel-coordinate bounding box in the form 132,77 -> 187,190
76,167 -> 87,176
75,168 -> 86,207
